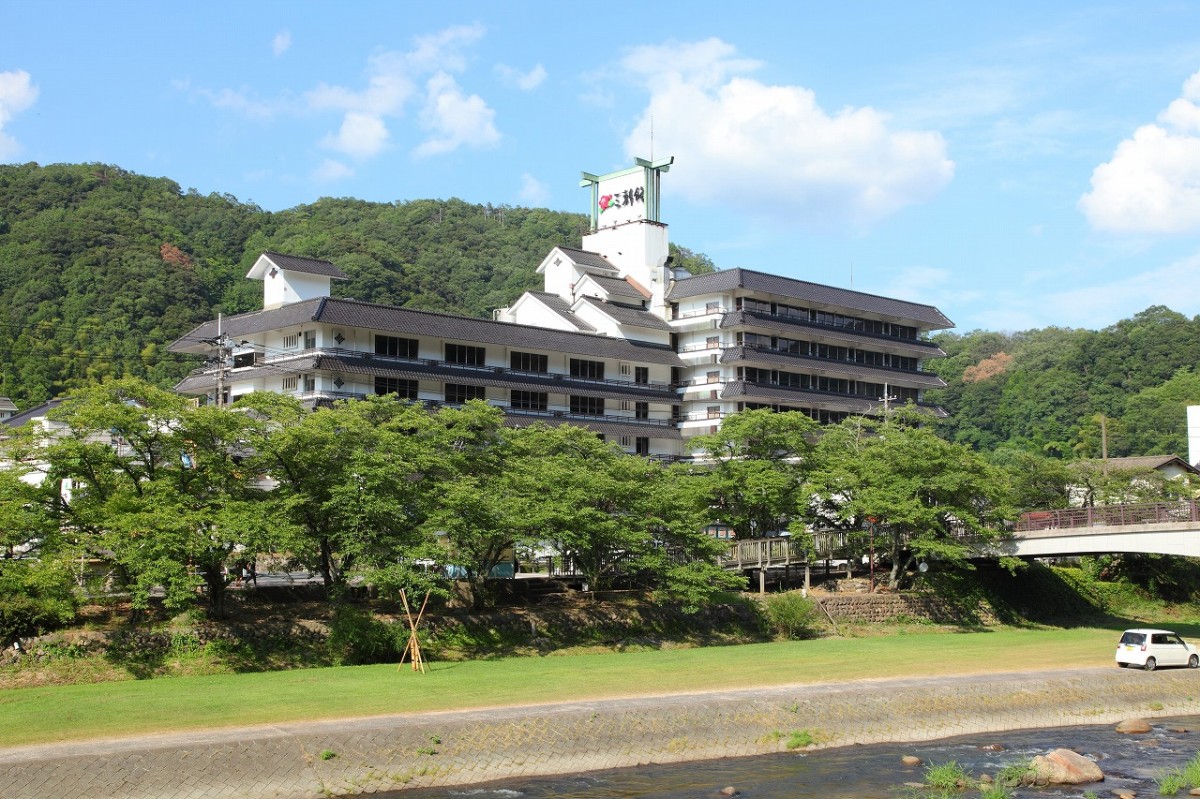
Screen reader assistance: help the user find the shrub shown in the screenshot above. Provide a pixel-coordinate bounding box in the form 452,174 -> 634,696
0,559 -> 77,646
924,760 -> 970,791
326,604 -> 402,666
760,592 -> 821,640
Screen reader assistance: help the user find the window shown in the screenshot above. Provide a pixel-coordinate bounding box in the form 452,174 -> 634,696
283,334 -> 299,349
636,437 -> 649,456
620,436 -> 633,448
570,396 -> 605,416
706,371 -> 721,384
446,343 -> 486,366
706,301 -> 721,313
620,363 -> 632,377
302,375 -> 316,393
376,335 -> 418,359
303,331 -> 317,350
445,383 -> 486,404
375,377 -> 418,399
510,351 -> 548,373
634,366 -> 649,384
635,401 -> 649,420
570,358 -> 605,379
510,390 -> 548,411
282,376 -> 297,391
232,351 -> 256,368
707,405 -> 722,419
706,336 -> 720,349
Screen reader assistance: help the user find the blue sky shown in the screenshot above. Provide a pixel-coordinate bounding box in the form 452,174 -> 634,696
4,2 -> 1200,334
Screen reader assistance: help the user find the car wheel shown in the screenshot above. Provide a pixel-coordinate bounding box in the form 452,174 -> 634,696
1190,655 -> 1198,669
1145,657 -> 1157,672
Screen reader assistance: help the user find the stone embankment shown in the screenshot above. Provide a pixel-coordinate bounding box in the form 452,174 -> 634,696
1,667 -> 1196,798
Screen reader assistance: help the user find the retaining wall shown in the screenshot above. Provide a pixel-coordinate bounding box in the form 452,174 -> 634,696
815,592 -> 1000,625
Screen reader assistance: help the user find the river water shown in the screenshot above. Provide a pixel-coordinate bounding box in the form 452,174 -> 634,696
384,716 -> 1200,799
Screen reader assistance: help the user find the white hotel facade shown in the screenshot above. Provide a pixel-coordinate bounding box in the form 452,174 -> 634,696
170,158 -> 952,458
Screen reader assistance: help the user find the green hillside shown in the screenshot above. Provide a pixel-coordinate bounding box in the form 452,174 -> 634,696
3,162 -> 1200,460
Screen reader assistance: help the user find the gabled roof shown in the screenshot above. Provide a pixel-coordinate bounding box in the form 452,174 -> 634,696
525,292 -> 597,332
576,296 -> 672,330
170,297 -> 684,365
0,397 -> 17,412
557,246 -> 619,273
247,252 -> 349,281
669,268 -> 954,330
2,399 -> 65,428
584,275 -> 649,301
1079,455 -> 1200,476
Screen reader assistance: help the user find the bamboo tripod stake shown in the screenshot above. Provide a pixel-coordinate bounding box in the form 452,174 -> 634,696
399,590 -> 430,673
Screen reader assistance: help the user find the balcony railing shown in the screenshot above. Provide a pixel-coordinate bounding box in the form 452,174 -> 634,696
226,346 -> 674,391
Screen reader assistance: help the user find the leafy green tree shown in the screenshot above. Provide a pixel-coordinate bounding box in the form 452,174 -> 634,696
1119,368 -> 1200,456
686,408 -> 821,539
30,378 -> 280,618
812,409 -> 1010,588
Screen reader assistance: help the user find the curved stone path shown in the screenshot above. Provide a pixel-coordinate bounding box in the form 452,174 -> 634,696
1,666 -> 1197,798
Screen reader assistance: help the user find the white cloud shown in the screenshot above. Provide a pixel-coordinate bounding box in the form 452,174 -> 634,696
619,40 -> 953,229
0,69 -> 38,160
494,63 -> 546,91
272,30 -> 292,57
518,173 -> 550,206
199,23 -> 498,166
964,250 -> 1200,332
312,158 -> 354,182
414,72 -> 500,158
1080,69 -> 1200,233
321,111 -> 389,159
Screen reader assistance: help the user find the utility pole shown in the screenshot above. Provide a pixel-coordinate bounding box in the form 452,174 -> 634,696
210,313 -> 231,408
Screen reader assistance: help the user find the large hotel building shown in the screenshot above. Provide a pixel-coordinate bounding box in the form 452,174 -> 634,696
170,158 -> 952,458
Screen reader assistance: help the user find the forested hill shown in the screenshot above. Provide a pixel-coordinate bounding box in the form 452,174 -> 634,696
0,162 -> 712,409
2,162 -> 1200,461
928,308 -> 1200,459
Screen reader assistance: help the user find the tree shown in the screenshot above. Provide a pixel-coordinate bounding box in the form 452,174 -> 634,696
812,409 -> 1010,588
32,378 -> 279,618
686,408 -> 820,540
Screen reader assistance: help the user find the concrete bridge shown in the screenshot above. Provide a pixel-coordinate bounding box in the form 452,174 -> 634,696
719,501 -> 1200,582
987,501 -> 1200,558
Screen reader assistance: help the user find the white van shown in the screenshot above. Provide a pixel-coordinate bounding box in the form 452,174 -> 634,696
1115,628 -> 1199,671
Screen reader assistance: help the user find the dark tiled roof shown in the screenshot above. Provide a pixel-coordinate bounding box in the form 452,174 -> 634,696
577,297 -> 673,330
556,246 -> 618,273
669,268 -> 953,330
586,275 -> 648,300
1,399 -> 65,427
0,397 -> 17,412
169,299 -> 329,353
527,293 -> 597,332
170,298 -> 684,366
720,346 -> 947,389
722,310 -> 946,356
262,252 -> 349,280
1078,455 -> 1200,475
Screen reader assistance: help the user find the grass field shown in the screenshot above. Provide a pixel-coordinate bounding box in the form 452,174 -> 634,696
0,624 -> 1133,748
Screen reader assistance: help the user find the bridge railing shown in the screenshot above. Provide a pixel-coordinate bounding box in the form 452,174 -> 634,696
1017,501 -> 1200,532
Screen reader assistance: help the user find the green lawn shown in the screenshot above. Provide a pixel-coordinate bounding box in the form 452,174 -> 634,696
0,625 -> 1126,748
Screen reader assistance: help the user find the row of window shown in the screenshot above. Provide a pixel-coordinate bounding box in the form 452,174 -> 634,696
373,335 -> 652,384
735,298 -> 919,340
737,333 -> 919,371
738,367 -> 920,402
371,376 -> 651,418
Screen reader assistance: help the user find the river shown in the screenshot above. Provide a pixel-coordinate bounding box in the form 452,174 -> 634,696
383,716 -> 1200,798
